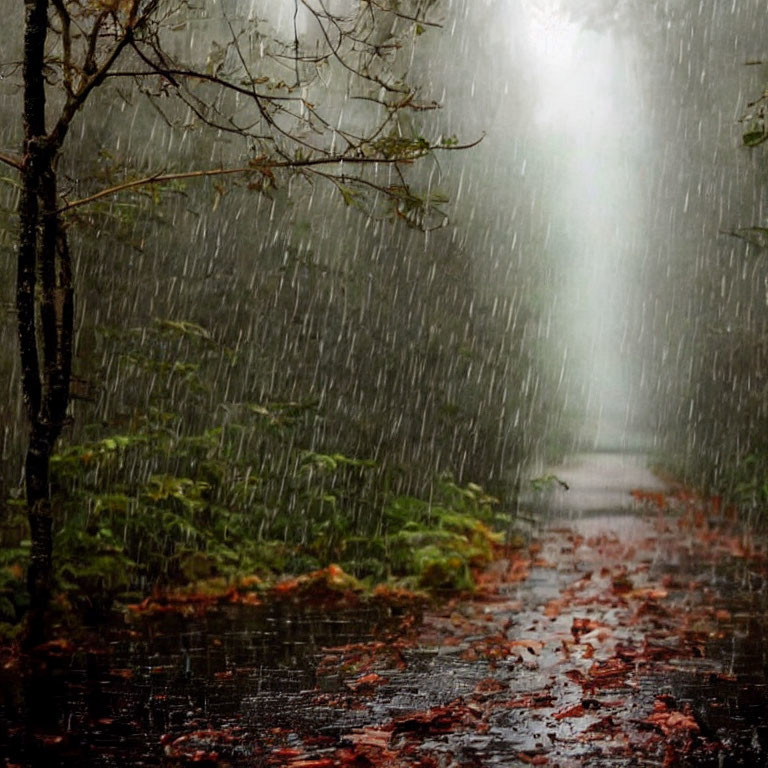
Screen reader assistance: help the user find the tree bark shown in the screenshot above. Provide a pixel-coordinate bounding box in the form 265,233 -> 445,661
19,0 -> 73,647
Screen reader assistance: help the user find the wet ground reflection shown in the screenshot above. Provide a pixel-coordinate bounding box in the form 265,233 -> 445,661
1,604 -> 399,765
2,453 -> 767,766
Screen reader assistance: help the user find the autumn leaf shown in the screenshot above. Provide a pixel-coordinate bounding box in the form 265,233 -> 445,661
643,698 -> 700,736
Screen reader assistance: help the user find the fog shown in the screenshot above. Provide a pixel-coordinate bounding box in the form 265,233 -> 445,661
2,0 -> 768,503
522,3 -> 646,447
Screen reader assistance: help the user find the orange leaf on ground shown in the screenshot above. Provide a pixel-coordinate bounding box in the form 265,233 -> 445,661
630,489 -> 668,510
504,692 -> 555,709
393,701 -> 482,735
565,669 -> 588,685
552,703 -> 587,720
516,752 -> 549,765
644,698 -> 699,736
473,678 -> 507,696
348,726 -> 393,751
508,639 -> 546,654
109,668 -> 134,679
507,559 -> 531,582
628,587 -> 668,600
611,573 -> 634,594
347,673 -> 387,691
571,617 -> 603,640
585,658 -> 632,689
544,598 -> 566,618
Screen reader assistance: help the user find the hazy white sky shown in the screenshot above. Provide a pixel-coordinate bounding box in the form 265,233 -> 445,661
521,0 -> 644,435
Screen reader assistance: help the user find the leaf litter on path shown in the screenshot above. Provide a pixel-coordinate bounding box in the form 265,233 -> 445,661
8,474 -> 767,767
248,483 -> 768,768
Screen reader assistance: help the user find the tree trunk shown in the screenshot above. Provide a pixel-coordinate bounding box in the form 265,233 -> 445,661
24,427 -> 55,646
19,0 -> 73,648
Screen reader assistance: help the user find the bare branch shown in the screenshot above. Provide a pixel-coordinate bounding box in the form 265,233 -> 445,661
130,42 -> 343,158
126,52 -> 300,103
293,0 -> 301,87
50,0 -> 74,95
363,0 -> 443,28
49,0 -> 160,151
83,9 -> 110,78
300,0 -> 409,95
0,151 -> 23,171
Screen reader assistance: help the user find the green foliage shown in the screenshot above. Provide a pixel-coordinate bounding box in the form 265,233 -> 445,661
740,92 -> 768,147
726,453 -> 768,506
743,125 -> 768,147
386,184 -> 449,229
378,478 -> 507,590
0,500 -> 30,632
42,422 -> 508,609
368,134 -> 431,161
529,474 -> 569,492
0,316 -> 519,624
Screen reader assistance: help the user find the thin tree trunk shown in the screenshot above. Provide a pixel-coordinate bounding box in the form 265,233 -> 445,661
24,428 -> 55,646
19,0 -> 73,647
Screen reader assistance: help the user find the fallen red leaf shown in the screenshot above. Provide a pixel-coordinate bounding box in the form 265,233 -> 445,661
37,734 -> 65,746
644,698 -> 699,736
508,639 -> 546,654
565,669 -> 588,685
585,657 -> 632,689
393,701 -> 482,735
347,672 -> 387,691
190,750 -> 219,763
504,692 -> 555,709
270,747 -> 304,758
473,677 -> 507,696
516,752 -> 548,765
34,638 -> 75,654
571,617 -> 602,640
553,697 -> 607,720
585,715 -> 621,734
552,703 -> 587,720
544,598 -> 566,618
628,587 -> 668,600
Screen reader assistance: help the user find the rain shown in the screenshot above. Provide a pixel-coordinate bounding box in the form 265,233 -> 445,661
1,0 -> 767,765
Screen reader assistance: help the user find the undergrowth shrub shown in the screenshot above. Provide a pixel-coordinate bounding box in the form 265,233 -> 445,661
0,319 -> 518,628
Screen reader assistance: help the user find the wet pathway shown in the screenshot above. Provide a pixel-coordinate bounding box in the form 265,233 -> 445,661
3,453 -> 768,766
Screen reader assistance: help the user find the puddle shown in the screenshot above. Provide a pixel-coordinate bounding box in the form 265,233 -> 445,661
0,603 -> 398,766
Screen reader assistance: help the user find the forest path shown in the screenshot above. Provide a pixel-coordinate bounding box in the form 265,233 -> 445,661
4,454 -> 768,767
256,452 -> 768,768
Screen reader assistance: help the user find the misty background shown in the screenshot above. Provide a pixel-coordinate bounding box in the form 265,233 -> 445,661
2,0 -> 768,507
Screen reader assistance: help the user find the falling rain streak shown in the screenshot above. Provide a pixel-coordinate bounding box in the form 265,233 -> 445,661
0,0 -> 766,565
2,0 -> 768,763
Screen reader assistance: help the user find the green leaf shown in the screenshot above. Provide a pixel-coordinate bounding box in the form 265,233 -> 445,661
743,129 -> 768,147
337,185 -> 359,207
154,318 -> 215,342
726,226 -> 768,249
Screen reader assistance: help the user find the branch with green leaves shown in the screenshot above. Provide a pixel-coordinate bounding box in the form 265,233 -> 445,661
55,134 -> 480,222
